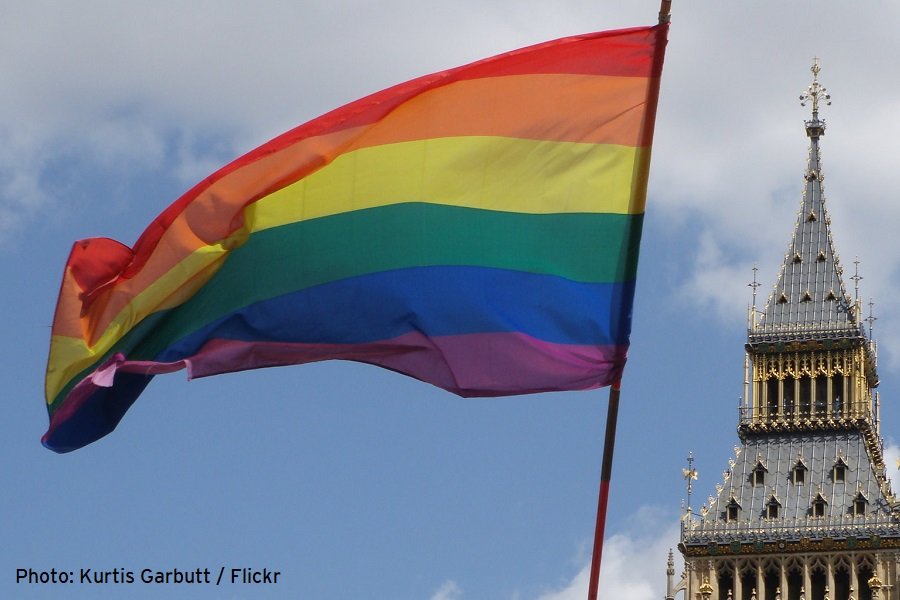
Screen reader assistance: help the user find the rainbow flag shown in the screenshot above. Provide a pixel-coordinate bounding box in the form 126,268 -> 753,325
44,24 -> 668,452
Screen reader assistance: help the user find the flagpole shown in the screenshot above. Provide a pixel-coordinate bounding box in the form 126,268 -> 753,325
585,5 -> 670,597
586,381 -> 621,600
659,0 -> 672,25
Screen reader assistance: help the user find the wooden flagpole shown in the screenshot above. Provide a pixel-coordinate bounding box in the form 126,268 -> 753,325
659,0 -> 673,26
585,6 -> 671,600
586,381 -> 621,600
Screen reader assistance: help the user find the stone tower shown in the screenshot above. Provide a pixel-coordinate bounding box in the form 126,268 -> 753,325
672,61 -> 900,600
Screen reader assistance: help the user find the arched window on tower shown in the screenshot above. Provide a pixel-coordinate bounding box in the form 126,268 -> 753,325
832,373 -> 844,417
800,376 -> 812,417
792,459 -> 807,485
852,492 -> 868,517
811,563 -> 827,600
786,565 -> 803,600
811,493 -> 828,518
833,457 -> 848,483
751,461 -> 767,486
783,376 -> 796,416
767,377 -> 779,418
764,566 -> 780,600
725,497 -> 741,522
717,567 -> 734,600
834,562 -> 851,600
815,374 -> 828,416
779,377 -> 793,418
740,568 -> 756,600
858,562 -> 875,600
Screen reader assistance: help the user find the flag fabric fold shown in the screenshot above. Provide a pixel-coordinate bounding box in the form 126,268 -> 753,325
44,23 -> 668,452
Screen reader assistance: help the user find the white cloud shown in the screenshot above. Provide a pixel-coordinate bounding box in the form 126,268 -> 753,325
675,231 -> 758,325
431,579 -> 463,600
536,506 -> 681,600
0,1 -> 650,245
429,506 -> 682,600
883,442 -> 900,488
0,128 -> 49,239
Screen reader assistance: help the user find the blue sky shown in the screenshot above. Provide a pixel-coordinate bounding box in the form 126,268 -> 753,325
4,2 -> 900,599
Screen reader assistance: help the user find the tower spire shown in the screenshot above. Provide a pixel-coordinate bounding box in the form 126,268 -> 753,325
750,59 -> 863,347
676,58 -> 897,600
745,59 -> 879,437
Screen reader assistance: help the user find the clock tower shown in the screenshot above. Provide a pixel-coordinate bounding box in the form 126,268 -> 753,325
672,60 -> 900,600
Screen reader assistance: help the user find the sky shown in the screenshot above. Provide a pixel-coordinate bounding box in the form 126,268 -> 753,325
4,1 -> 900,599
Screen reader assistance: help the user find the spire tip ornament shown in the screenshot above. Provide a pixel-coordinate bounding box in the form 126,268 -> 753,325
801,57 -> 830,137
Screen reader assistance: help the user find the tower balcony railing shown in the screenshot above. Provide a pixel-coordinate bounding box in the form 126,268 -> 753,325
681,513 -> 900,546
737,406 -> 872,430
747,321 -> 866,344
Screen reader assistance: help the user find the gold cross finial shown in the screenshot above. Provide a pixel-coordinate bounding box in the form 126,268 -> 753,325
800,57 -> 831,116
748,265 -> 761,310
682,452 -> 698,514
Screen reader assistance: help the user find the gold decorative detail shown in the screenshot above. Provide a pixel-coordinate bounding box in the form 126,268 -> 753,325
800,57 -> 831,115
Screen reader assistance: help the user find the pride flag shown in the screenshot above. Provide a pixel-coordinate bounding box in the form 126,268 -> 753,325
44,24 -> 668,452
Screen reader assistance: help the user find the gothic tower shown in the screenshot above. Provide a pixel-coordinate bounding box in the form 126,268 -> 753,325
672,61 -> 900,600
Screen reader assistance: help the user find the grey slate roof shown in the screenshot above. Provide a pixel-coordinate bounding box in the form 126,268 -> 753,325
683,431 -> 899,545
749,124 -> 865,345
